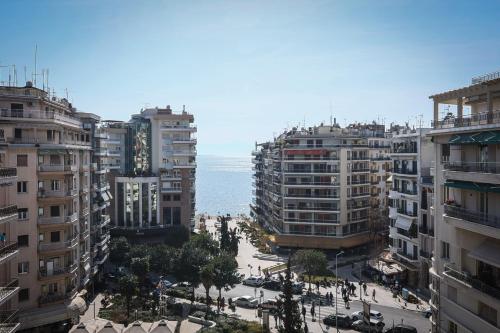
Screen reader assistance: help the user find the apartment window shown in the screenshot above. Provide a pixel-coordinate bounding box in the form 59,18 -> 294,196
38,207 -> 44,216
17,235 -> 29,247
18,288 -> 29,302
163,207 -> 172,225
17,208 -> 28,220
18,261 -> 29,274
441,241 -> 450,259
50,206 -> 60,217
39,233 -> 44,242
51,180 -> 61,191
173,195 -> 181,201
163,195 -> 171,201
50,231 -> 60,243
14,128 -> 22,139
17,181 -> 27,193
479,301 -> 497,326
17,154 -> 28,167
49,154 -> 61,165
47,130 -> 55,141
173,207 -> 181,225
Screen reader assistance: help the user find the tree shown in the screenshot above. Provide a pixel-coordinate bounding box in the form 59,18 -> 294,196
191,232 -> 219,257
130,256 -> 150,287
163,225 -> 190,248
110,237 -> 130,266
173,242 -> 209,304
200,264 -> 215,319
130,244 -> 150,259
119,274 -> 138,319
293,249 -> 328,291
219,216 -> 231,252
150,244 -> 175,274
211,252 -> 240,314
280,258 -> 302,333
229,228 -> 241,255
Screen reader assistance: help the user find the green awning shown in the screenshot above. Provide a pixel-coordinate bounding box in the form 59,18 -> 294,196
449,131 -> 500,145
445,181 -> 500,193
38,149 -> 67,155
449,134 -> 475,144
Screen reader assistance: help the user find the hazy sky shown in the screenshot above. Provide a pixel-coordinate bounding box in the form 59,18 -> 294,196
1,0 -> 500,156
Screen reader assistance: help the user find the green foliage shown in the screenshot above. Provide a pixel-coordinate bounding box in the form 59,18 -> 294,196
173,242 -> 210,303
200,264 -> 215,318
130,257 -> 150,283
118,274 -> 138,318
219,216 -> 231,252
203,317 -> 263,333
149,244 -> 176,274
110,237 -> 130,266
163,225 -> 190,248
129,244 -> 150,259
191,232 -> 220,256
211,252 -> 240,313
279,258 -> 302,333
293,249 -> 328,290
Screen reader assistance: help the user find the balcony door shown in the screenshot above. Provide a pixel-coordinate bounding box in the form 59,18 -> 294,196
479,192 -> 488,216
479,145 -> 489,171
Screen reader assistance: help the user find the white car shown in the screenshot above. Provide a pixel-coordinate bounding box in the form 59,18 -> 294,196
351,310 -> 384,322
235,296 -> 259,308
242,276 -> 264,286
352,319 -> 385,332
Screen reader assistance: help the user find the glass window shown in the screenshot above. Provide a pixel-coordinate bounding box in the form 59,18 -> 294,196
50,231 -> 60,243
18,288 -> 29,302
18,262 -> 29,274
17,181 -> 28,193
17,154 -> 28,167
17,235 -> 29,247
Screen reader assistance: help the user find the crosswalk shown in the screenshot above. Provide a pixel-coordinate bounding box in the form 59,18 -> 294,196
300,301 -> 353,323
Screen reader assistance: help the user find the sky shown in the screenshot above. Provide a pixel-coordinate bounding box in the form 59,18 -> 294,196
1,0 -> 500,156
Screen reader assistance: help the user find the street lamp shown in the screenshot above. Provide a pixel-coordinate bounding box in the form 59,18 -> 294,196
335,251 -> 344,333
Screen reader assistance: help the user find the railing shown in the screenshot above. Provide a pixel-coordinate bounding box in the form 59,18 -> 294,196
0,242 -> 17,259
393,168 -> 418,175
284,181 -> 339,186
351,168 -> 370,172
0,167 -> 17,178
444,204 -> 500,229
432,110 -> 500,129
370,156 -> 391,161
392,148 -> 418,154
369,144 -> 391,149
350,192 -> 370,197
285,206 -> 338,211
0,108 -> 82,127
39,286 -> 76,305
397,227 -> 418,239
401,188 -> 418,195
444,161 -> 500,174
350,180 -> 370,185
39,263 -> 77,278
38,236 -> 78,251
0,309 -> 19,325
421,176 -> 433,185
397,207 -> 417,217
0,205 -> 17,219
284,218 -> 339,224
285,168 -> 339,174
348,156 -> 369,160
420,250 -> 432,259
348,203 -> 370,209
38,164 -> 78,172
370,169 -> 379,173
285,193 -> 339,199
38,213 -> 78,225
284,156 -> 339,161
396,249 -> 418,261
444,263 -> 500,300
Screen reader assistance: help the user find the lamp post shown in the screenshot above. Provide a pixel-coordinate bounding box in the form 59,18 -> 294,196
335,251 -> 344,333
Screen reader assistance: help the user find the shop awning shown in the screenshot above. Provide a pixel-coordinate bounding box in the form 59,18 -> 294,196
449,134 -> 476,145
445,181 -> 500,193
38,149 -> 67,155
449,131 -> 500,145
395,216 -> 412,231
469,240 -> 500,268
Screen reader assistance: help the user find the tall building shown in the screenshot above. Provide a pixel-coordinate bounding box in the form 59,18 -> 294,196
251,122 -> 388,249
387,126 -> 433,289
0,82 -> 103,330
110,106 -> 197,237
430,72 -> 500,333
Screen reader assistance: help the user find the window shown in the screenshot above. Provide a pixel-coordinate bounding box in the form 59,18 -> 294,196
18,261 -> 29,274
441,241 -> 450,259
17,154 -> 28,167
14,128 -> 22,139
173,207 -> 181,225
39,233 -> 44,241
479,301 -> 497,326
17,208 -> 28,219
50,231 -> 60,243
17,235 -> 29,247
38,155 -> 44,164
448,321 -> 457,333
17,181 -> 27,193
51,180 -> 61,191
38,207 -> 44,216
18,288 -> 29,302
50,206 -> 60,217
173,195 -> 181,201
163,195 -> 171,201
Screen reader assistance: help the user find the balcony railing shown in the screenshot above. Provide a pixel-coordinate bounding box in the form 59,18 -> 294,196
0,243 -> 17,261
285,206 -> 338,211
285,168 -> 339,174
432,110 -> 500,129
444,204 -> 500,229
0,309 -> 19,325
0,205 -> 17,220
0,279 -> 19,305
370,156 -> 391,161
284,156 -> 339,161
350,192 -> 370,198
352,168 -> 370,172
285,193 -> 339,199
420,250 -> 432,259
401,188 -> 418,195
393,168 -> 418,175
38,164 -> 78,172
38,213 -> 78,225
396,249 -> 418,261
39,263 -> 77,278
444,161 -> 500,174
444,263 -> 500,300
392,148 -> 418,154
39,286 -> 76,305
397,207 -> 417,217
38,236 -> 78,251
0,167 -> 17,179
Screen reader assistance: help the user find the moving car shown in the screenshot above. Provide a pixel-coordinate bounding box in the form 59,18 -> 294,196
172,282 -> 192,292
351,310 -> 384,322
242,276 -> 264,287
384,324 -> 418,333
262,280 -> 281,291
235,296 -> 259,308
352,319 -> 385,332
322,313 -> 352,328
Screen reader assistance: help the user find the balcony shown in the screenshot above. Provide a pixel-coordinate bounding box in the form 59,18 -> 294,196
0,243 -> 18,264
432,110 -> 500,130
283,156 -> 339,162
443,162 -> 500,184
400,188 -> 418,196
419,225 -> 435,237
38,236 -> 78,252
0,279 -> 19,306
419,250 -> 432,259
37,164 -> 78,173
391,148 -> 418,154
0,205 -> 17,225
393,168 -> 418,176
160,125 -> 197,132
396,249 -> 419,261
351,168 -> 370,173
397,207 -> 418,218
38,263 -> 78,279
0,167 -> 17,184
350,192 -> 370,198
444,204 -> 500,230
39,285 -> 77,305
37,188 -> 78,199
0,310 -> 20,333
284,193 -> 339,199
161,187 -> 182,193
370,156 -> 391,161
284,168 -> 339,174
444,263 -> 500,301
38,213 -> 78,226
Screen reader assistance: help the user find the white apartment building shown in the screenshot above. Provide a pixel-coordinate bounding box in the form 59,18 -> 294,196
388,127 -> 433,288
430,72 -> 500,333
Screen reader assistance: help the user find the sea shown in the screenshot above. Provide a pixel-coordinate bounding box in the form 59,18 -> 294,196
195,155 -> 252,216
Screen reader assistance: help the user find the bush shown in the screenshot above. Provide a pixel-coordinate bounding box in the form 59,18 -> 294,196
202,317 -> 263,333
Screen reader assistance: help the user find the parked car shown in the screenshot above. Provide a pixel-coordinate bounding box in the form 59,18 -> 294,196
384,324 -> 418,333
352,319 -> 385,332
172,282 -> 192,292
259,299 -> 278,312
322,313 -> 352,328
262,280 -> 281,291
242,276 -> 264,286
235,296 -> 259,308
351,310 -> 384,322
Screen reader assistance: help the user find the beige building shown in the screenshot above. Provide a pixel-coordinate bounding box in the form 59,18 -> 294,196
0,83 -> 108,331
429,71 -> 500,333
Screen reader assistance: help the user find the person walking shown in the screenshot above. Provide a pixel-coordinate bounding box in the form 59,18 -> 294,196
302,306 -> 306,321
0,233 -> 5,246
310,305 -> 316,321
363,283 -> 367,296
372,288 -> 376,301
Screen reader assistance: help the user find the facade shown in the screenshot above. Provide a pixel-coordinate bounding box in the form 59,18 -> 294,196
387,126 -> 433,289
0,83 -> 100,330
430,72 -> 500,333
251,122 -> 388,249
110,106 -> 196,235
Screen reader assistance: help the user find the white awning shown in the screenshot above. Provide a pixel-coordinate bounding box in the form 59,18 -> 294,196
395,216 -> 412,231
106,190 -> 113,200
469,240 -> 500,268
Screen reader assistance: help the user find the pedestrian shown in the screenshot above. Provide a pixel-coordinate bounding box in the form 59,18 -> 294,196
0,233 -> 4,246
363,283 -> 367,295
316,281 -> 320,292
301,297 -> 305,306
258,265 -> 261,275
302,306 -> 306,321
310,306 -> 315,321
274,313 -> 278,328
304,323 -> 309,333
372,288 -> 376,301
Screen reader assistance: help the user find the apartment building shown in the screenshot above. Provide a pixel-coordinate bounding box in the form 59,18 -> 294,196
251,122 -> 388,250
387,126 -> 433,288
0,83 -> 99,330
429,72 -> 500,333
0,161 -> 20,333
110,106 -> 196,236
